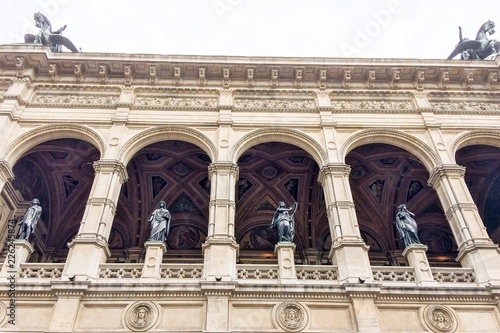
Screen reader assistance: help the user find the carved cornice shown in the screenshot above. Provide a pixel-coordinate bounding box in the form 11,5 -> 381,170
93,159 -> 128,182
318,163 -> 351,184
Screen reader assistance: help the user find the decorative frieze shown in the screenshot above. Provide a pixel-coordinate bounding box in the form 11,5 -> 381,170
133,95 -> 218,109
431,100 -> 500,111
30,93 -> 119,108
330,99 -> 413,111
234,98 -> 316,109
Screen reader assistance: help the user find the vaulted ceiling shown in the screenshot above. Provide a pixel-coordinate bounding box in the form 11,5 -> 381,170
7,139 -> 499,265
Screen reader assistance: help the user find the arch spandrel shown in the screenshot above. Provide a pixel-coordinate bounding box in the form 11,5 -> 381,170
1,123 -> 105,167
230,128 -> 326,166
340,129 -> 441,173
118,126 -> 216,166
451,130 -> 500,163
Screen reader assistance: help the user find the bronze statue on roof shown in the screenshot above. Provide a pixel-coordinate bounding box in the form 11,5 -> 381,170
24,12 -> 79,52
448,20 -> 500,60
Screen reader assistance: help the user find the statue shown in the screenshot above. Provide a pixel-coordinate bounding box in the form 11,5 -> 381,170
148,201 -> 171,243
447,20 -> 500,60
24,12 -> 79,52
17,198 -> 42,240
394,204 -> 422,248
270,201 -> 297,243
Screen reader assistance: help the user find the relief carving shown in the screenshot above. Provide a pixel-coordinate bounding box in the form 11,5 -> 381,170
234,98 -> 315,109
274,302 -> 309,332
123,302 -> 159,332
431,101 -> 500,111
423,305 -> 458,333
30,93 -> 119,107
331,99 -> 412,110
134,96 -> 217,108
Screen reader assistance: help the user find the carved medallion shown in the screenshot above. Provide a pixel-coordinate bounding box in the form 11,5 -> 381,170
274,302 -> 309,332
123,301 -> 159,332
423,305 -> 458,333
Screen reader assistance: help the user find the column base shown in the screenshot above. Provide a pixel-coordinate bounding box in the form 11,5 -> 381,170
329,240 -> 372,284
141,241 -> 166,279
63,237 -> 110,281
275,242 -> 297,282
202,238 -> 239,281
457,243 -> 500,285
0,240 -> 34,277
402,244 -> 437,285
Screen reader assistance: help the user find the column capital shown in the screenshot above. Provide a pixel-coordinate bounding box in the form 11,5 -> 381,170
93,159 -> 128,182
208,162 -> 239,179
318,163 -> 351,184
428,164 -> 466,188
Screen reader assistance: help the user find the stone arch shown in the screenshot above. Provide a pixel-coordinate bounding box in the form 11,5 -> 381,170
230,128 -> 326,166
119,125 -> 216,166
451,130 -> 500,162
340,129 -> 441,173
1,123 -> 105,167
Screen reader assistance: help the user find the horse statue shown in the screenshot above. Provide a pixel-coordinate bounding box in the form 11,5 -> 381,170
447,20 -> 500,60
24,12 -> 79,52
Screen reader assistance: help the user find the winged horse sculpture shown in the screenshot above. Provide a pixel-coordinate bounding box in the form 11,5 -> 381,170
448,20 -> 500,60
24,12 -> 79,52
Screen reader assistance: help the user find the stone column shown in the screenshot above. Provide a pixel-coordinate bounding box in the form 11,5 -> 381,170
275,242 -> 297,282
318,164 -> 372,284
62,160 -> 128,280
0,240 -> 33,277
202,163 -> 239,281
429,165 -> 500,284
0,159 -> 14,195
402,244 -> 437,285
141,241 -> 166,279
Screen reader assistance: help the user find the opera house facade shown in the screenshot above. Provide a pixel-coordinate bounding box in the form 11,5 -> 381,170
0,43 -> 500,332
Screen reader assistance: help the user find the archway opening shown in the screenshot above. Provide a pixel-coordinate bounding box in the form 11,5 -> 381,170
235,142 -> 327,265
346,143 -> 457,267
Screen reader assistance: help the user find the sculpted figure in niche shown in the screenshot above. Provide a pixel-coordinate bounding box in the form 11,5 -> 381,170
394,204 -> 422,248
17,198 -> 42,240
148,201 -> 171,243
270,201 -> 297,243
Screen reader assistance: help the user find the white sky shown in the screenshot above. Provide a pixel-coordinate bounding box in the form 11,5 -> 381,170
1,0 -> 500,59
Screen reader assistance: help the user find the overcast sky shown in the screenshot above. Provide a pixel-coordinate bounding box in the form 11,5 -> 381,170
1,0 -> 500,59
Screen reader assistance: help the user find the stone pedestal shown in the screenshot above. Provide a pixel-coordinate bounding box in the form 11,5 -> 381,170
141,241 -> 166,279
0,240 -> 34,277
403,244 -> 437,285
62,237 -> 110,281
202,238 -> 239,281
329,240 -> 373,284
275,242 -> 297,282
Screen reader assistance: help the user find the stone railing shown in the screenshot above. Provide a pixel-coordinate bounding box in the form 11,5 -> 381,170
237,264 -> 279,280
99,263 -> 143,279
372,266 -> 416,283
19,263 -> 64,279
432,267 -> 475,283
160,264 -> 203,279
296,265 -> 338,281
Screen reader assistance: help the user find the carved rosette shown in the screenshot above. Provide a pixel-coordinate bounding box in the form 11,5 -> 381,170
273,302 -> 309,332
123,301 -> 160,332
422,305 -> 458,333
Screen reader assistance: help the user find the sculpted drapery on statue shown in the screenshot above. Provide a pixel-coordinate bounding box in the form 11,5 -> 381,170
270,201 -> 297,243
448,20 -> 500,60
24,12 -> 79,52
394,204 -> 422,248
148,201 -> 171,243
17,198 -> 42,241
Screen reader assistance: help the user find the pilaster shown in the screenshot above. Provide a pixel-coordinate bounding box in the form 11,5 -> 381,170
319,163 -> 373,283
203,162 -> 239,281
200,282 -> 236,332
62,159 -> 127,280
429,164 -> 500,284
47,282 -> 89,333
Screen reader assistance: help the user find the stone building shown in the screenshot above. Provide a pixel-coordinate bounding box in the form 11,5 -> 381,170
0,44 -> 500,332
